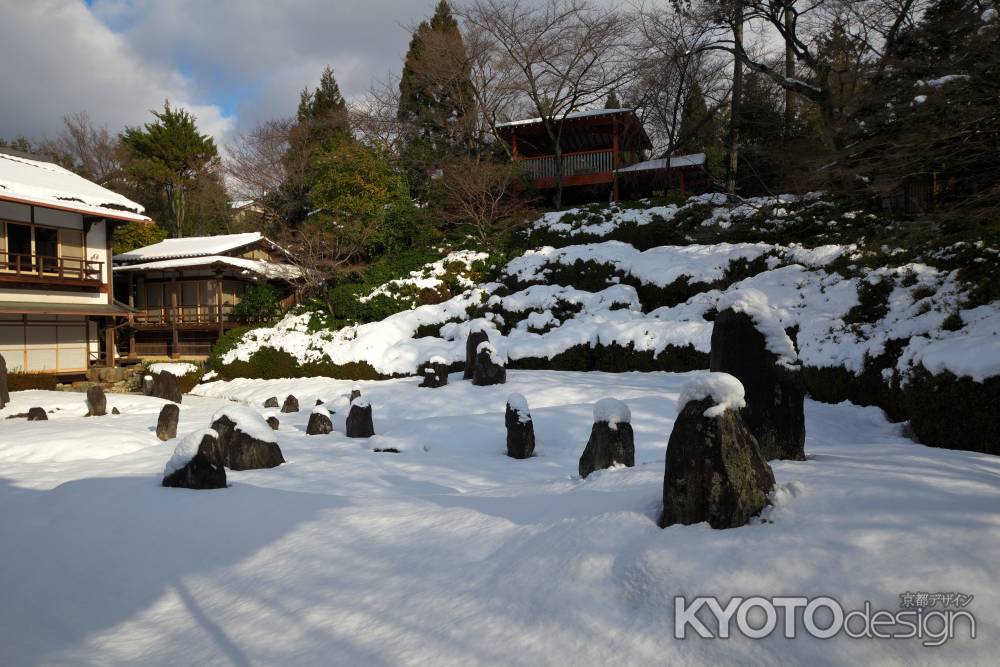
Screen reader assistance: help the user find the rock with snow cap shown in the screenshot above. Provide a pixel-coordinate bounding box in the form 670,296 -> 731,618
472,341 -> 506,386
210,405 -> 284,470
578,398 -> 634,478
150,371 -> 183,404
346,397 -> 374,438
162,429 -> 227,490
419,356 -> 449,388
505,393 -> 535,459
280,395 -> 299,413
464,328 -> 490,380
85,385 -> 107,417
306,406 -> 334,435
263,396 -> 279,408
659,372 -> 774,529
710,289 -> 806,461
156,403 -> 180,441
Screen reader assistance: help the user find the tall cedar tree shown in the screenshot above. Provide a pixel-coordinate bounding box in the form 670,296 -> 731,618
849,0 -> 1000,229
120,102 -> 220,238
398,1 -> 475,198
278,67 -> 350,223
675,81 -> 724,176
604,90 -> 621,109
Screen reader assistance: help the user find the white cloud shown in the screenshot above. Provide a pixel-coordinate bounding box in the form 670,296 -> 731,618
0,0 -> 234,145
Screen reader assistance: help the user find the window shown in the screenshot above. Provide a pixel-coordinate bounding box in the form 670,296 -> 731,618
0,221 -> 87,277
35,227 -> 58,273
6,223 -> 32,270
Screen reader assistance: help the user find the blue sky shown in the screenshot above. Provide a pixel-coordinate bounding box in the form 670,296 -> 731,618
0,0 -> 433,146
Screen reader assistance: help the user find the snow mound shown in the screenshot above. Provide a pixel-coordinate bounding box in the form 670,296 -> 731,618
210,405 -> 277,443
149,362 -> 198,377
593,398 -> 630,427
163,428 -> 218,476
717,288 -> 799,368
678,372 -> 747,418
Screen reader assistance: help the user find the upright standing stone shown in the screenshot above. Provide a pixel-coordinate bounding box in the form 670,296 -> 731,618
472,342 -> 506,386
306,407 -> 334,435
659,373 -> 775,529
464,328 -> 489,380
162,429 -> 227,490
86,385 -> 107,417
281,395 -> 299,413
505,393 -> 535,459
579,398 -> 634,478
0,352 -> 10,410
150,371 -> 183,404
710,290 -> 805,461
157,403 -> 180,441
346,398 -> 375,438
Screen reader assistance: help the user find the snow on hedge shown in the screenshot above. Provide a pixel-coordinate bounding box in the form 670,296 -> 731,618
149,362 -> 198,377
359,249 -> 489,303
678,372 -> 747,417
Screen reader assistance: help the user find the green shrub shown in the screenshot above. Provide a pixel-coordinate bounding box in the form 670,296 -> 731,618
903,366 -> 1000,455
207,325 -> 256,372
232,283 -> 282,323
844,277 -> 894,326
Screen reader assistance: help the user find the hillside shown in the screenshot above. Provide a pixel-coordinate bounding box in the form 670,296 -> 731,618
213,194 -> 1000,454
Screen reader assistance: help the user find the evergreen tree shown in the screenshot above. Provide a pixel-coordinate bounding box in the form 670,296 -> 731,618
397,1 -> 475,197
675,82 -> 725,177
604,90 -> 621,109
120,102 -> 221,238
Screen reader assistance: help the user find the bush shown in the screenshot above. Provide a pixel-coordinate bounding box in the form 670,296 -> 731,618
903,367 -> 1000,455
6,372 -> 59,391
232,284 -> 282,324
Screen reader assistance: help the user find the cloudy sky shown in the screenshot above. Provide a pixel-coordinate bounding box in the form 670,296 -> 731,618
0,0 -> 437,148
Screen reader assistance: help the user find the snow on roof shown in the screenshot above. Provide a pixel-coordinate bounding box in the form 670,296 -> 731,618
114,232 -> 264,262
496,108 -> 635,129
115,254 -> 302,280
0,151 -> 148,222
615,153 -> 707,174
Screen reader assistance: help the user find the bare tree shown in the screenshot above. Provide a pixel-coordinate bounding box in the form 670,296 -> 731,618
225,118 -> 293,223
37,112 -> 123,186
461,0 -> 636,208
437,156 -> 536,246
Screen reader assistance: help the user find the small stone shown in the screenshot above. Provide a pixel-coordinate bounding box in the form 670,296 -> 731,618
263,396 -> 279,408
349,388 -> 361,402
579,399 -> 634,478
86,385 -> 107,417
266,416 -> 280,430
472,342 -> 506,386
27,407 -> 47,421
0,352 -> 10,410
306,410 -> 333,435
315,398 -> 324,406
505,394 -> 535,459
156,404 -> 180,441
418,359 -> 449,388
280,395 -> 299,413
112,407 -> 121,415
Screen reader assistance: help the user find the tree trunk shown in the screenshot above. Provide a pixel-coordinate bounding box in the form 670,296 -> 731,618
727,6 -> 744,195
784,6 -> 794,137
553,139 -> 564,210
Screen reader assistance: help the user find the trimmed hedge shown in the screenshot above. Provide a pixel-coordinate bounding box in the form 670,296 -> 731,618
510,342 -> 708,373
6,373 -> 60,391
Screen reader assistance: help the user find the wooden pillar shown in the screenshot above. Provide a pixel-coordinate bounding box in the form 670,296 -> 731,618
216,271 -> 225,340
127,273 -> 138,359
104,318 -> 116,368
170,272 -> 180,359
611,116 -> 621,202
511,129 -> 519,159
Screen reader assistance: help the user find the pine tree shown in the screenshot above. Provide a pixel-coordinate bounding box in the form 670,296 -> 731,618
604,90 -> 621,109
120,102 -> 220,238
675,83 -> 725,177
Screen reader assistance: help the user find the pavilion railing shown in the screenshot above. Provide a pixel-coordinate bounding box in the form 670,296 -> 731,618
516,149 -> 614,180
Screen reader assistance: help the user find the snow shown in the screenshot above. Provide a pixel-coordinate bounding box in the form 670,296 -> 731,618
359,250 -> 487,303
312,405 -> 330,417
615,153 -> 706,173
717,288 -> 799,368
2,372 -> 998,665
114,232 -> 264,262
917,74 -> 971,88
897,305 -> 1000,383
0,151 -> 148,221
506,392 -> 530,420
593,397 -> 630,427
115,254 -> 301,280
210,405 -> 278,443
984,8 -> 997,22
149,362 -> 198,377
496,107 -> 634,128
677,372 -> 746,417
163,428 -> 218,476
350,396 -> 371,409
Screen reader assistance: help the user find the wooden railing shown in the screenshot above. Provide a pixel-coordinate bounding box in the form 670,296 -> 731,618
516,149 -> 614,180
0,253 -> 103,284
133,305 -> 236,326
135,340 -> 214,357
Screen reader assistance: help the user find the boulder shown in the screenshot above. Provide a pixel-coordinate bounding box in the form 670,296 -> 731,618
162,430 -> 227,490
306,408 -> 334,435
280,395 -> 299,413
346,399 -> 375,438
266,416 -> 280,430
659,373 -> 775,529
210,406 -> 285,471
579,398 -> 634,478
150,371 -> 183,404
418,358 -> 449,388
263,396 -> 279,408
156,404 -> 180,441
505,393 -> 535,459
710,292 -> 806,461
27,407 -> 47,421
464,329 -> 489,380
472,342 -> 506,386
86,385 -> 107,417
0,352 -> 9,409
